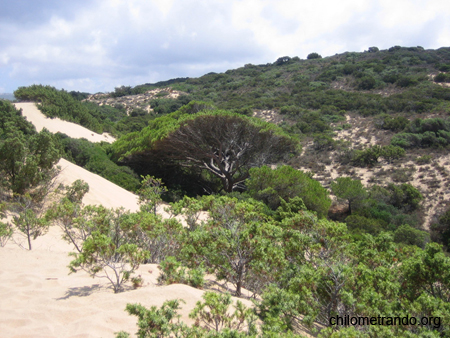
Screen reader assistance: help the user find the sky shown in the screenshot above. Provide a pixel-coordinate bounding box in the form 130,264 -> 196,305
1,0 -> 449,94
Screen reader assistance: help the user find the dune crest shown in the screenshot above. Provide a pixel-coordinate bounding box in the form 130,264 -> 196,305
14,102 -> 115,143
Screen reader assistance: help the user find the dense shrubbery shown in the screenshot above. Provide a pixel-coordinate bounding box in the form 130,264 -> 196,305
56,134 -> 140,192
391,117 -> 450,148
112,107 -> 298,195
3,95 -> 448,336
0,100 -> 61,249
115,47 -> 450,135
375,114 -> 410,131
431,206 -> 450,249
15,85 -> 104,133
336,180 -> 424,236
350,144 -> 406,166
247,165 -> 331,217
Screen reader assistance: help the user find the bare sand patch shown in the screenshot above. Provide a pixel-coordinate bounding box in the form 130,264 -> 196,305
14,102 -> 115,143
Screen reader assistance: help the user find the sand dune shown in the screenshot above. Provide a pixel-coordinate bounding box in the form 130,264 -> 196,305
0,159 -> 231,338
14,102 -> 115,143
0,243 -> 211,338
55,158 -> 140,212
0,106 -> 212,337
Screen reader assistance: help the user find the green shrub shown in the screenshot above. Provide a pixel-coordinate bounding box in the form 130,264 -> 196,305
386,183 -> 423,212
247,165 -> 331,217
331,177 -> 367,214
57,134 -> 140,192
358,76 -> 376,90
394,224 -> 430,248
307,52 -> 322,59
157,256 -> 205,288
415,155 -> 432,164
434,73 -> 450,83
345,215 -> 385,235
375,114 -> 409,131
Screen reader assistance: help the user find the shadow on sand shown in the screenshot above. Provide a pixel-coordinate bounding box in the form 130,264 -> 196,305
56,284 -> 105,300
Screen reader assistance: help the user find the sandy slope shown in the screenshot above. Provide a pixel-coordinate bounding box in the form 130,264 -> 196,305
0,158 -> 244,337
55,158 -> 140,212
0,104 -> 227,337
0,242 -> 208,338
14,102 -> 115,143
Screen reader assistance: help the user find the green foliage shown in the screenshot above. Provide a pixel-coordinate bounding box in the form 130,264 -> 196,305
107,193 -> 449,337
351,145 -> 405,166
379,145 -> 406,163
138,175 -> 167,214
312,133 -> 336,151
120,211 -> 184,263
391,117 -> 450,148
246,165 -> 331,218
180,196 -> 284,297
45,180 -> 90,253
401,242 -> 450,303
157,256 -> 205,288
331,177 -> 367,214
351,146 -> 381,167
14,85 -> 105,133
12,194 -> 50,250
57,134 -> 140,192
68,206 -> 150,293
350,183 -> 423,232
113,47 -> 450,129
434,72 -> 450,83
111,85 -> 133,98
345,214 -> 385,235
385,183 -> 423,212
0,99 -> 36,135
375,114 -> 409,131
358,76 -> 376,90
113,109 -> 298,194
121,299 -> 187,338
0,107 -> 61,249
394,224 -> 430,248
169,196 -> 205,231
307,53 -> 322,60
0,220 -> 13,247
431,207 -> 450,248
120,293 -> 257,338
0,127 -> 60,195
189,292 -> 257,334
415,154 -> 432,164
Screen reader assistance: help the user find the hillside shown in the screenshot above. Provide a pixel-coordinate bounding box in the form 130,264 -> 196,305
100,46 -> 450,231
0,158 -> 247,338
2,46 -> 450,337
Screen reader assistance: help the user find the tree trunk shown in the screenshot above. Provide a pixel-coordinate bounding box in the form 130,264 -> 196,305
27,224 -> 32,250
235,265 -> 244,297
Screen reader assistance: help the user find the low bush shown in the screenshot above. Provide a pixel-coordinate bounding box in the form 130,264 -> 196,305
157,256 -> 205,288
247,165 -> 331,217
394,224 -> 430,248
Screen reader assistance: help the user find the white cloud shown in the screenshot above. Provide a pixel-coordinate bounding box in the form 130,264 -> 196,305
0,0 -> 449,93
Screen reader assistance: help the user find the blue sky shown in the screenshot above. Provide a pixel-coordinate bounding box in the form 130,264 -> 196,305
1,0 -> 449,93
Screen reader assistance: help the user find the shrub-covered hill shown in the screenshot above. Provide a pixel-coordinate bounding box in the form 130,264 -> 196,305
129,46 -> 450,115
3,47 -> 450,337
8,45 -> 450,249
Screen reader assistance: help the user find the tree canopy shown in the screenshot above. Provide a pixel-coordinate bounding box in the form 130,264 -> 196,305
113,109 -> 299,193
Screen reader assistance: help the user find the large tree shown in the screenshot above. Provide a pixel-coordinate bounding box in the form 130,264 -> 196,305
156,113 -> 297,192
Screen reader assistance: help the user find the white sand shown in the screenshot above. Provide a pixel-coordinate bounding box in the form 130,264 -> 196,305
55,158 -> 140,212
1,101 -> 308,337
0,158 -> 247,337
14,102 -> 115,143
0,101 -> 217,337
